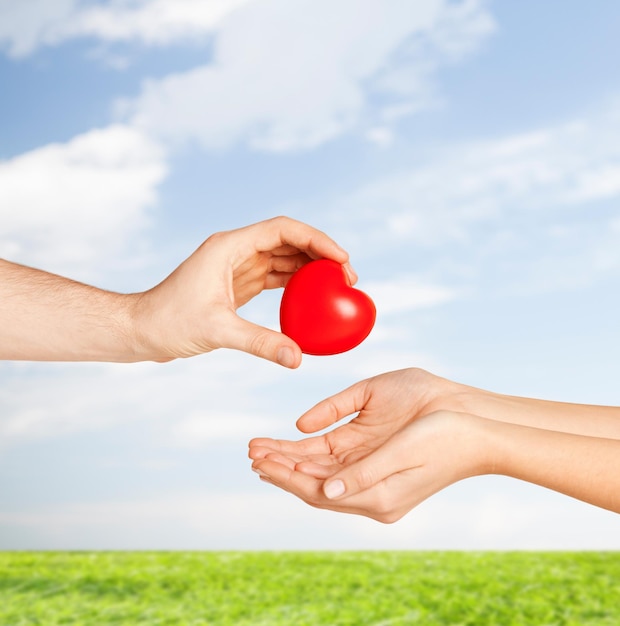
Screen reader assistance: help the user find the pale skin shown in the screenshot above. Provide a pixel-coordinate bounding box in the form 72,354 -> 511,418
249,368 -> 620,522
0,216 -> 355,368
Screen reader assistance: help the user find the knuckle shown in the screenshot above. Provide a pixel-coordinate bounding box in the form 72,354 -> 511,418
355,465 -> 377,491
248,331 -> 272,357
198,231 -> 229,255
203,231 -> 227,246
269,215 -> 292,228
324,399 -> 340,423
406,366 -> 423,378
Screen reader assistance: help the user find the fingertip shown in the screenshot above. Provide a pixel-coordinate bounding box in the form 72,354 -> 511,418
276,344 -> 302,369
296,394 -> 347,433
295,416 -> 308,432
248,447 -> 266,460
248,439 -> 280,460
335,247 -> 351,266
343,262 -> 358,285
248,437 -> 272,448
250,436 -> 275,445
251,465 -> 269,479
296,414 -> 318,433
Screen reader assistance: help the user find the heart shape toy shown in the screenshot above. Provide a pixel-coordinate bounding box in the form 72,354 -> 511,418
280,259 -> 376,355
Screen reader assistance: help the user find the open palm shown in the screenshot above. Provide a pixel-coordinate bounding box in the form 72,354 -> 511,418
248,368 -> 472,521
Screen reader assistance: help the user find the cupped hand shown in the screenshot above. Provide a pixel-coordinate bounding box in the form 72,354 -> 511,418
249,368 -> 487,521
250,406 -> 490,522
133,216 -> 355,366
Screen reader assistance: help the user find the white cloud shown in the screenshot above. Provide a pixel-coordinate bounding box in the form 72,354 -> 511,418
122,0 -> 495,152
365,275 -> 458,315
0,0 -> 75,58
327,100 -> 620,254
364,127 -> 395,148
1,1 -> 495,152
0,349 -> 300,449
169,411 -> 282,447
0,124 -> 167,278
61,0 -> 251,46
2,479 -> 620,550
0,361 -> 166,446
0,0 -> 251,57
504,216 -> 620,295
0,326 -> 451,450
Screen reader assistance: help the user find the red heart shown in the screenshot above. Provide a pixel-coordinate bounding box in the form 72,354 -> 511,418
280,259 -> 376,355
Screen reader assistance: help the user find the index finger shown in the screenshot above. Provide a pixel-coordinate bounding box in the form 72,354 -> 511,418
249,216 -> 357,283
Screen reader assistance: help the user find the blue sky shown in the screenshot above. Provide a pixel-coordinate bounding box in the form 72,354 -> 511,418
1,0 -> 620,549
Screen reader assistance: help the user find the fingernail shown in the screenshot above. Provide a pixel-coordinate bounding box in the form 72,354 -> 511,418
324,479 -> 345,499
252,467 -> 268,478
277,346 -> 297,368
344,262 -> 358,284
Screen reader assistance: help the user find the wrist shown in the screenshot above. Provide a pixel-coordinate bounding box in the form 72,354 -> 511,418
117,291 -> 146,361
89,290 -> 155,363
425,411 -> 499,480
455,412 -> 501,477
125,289 -> 177,363
469,414 -> 507,476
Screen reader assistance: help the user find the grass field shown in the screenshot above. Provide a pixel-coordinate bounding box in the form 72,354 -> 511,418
1,551 -> 619,625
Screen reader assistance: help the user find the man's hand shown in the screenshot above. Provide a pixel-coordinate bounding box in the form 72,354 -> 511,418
0,216 -> 354,366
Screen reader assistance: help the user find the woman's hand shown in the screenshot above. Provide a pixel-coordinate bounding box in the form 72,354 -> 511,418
250,407 -> 491,523
250,367 -> 620,520
249,368 -> 488,521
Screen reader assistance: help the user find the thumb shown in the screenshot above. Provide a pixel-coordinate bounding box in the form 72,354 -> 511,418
322,434 -> 411,500
220,314 -> 303,368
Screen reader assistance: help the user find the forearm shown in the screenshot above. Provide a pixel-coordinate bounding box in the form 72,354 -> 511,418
484,417 -> 620,513
455,383 -> 620,439
0,259 -> 141,362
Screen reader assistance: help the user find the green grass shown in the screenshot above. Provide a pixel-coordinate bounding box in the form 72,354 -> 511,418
1,552 -> 619,625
